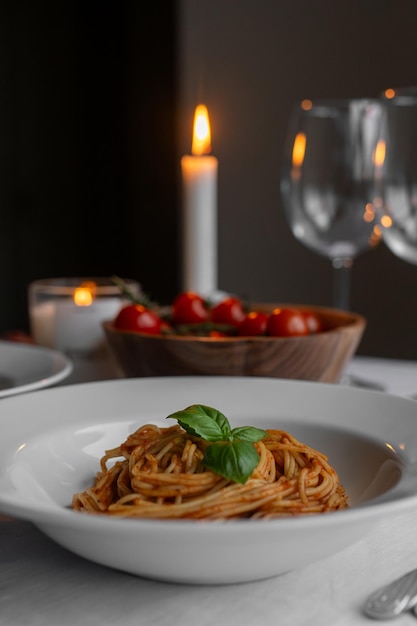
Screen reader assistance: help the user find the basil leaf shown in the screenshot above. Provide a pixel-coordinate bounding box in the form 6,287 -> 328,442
204,441 -> 260,484
230,426 -> 268,443
166,405 -> 232,441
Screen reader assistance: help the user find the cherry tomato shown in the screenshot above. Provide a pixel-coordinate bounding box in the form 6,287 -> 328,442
113,304 -> 164,335
303,310 -> 324,334
238,311 -> 268,336
1,330 -> 34,344
210,297 -> 246,326
172,291 -> 209,325
266,308 -> 309,337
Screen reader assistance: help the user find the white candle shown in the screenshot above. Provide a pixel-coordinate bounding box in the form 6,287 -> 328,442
31,298 -> 121,352
181,104 -> 218,296
28,279 -> 139,382
57,298 -> 119,351
29,301 -> 56,349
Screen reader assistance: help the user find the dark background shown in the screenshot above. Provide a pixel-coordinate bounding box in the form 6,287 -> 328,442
178,0 -> 417,360
3,0 -> 417,361
0,1 -> 180,334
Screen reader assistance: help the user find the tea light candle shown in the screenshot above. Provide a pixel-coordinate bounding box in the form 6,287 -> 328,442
59,298 -> 118,349
28,278 -> 140,382
29,301 -> 56,348
30,284 -> 120,350
181,104 -> 218,296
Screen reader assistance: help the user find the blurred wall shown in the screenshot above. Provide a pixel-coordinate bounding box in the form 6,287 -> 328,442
0,1 -> 179,334
177,0 -> 417,359
3,0 -> 417,361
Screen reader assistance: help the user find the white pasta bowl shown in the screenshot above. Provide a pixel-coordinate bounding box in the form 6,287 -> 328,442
0,376 -> 416,584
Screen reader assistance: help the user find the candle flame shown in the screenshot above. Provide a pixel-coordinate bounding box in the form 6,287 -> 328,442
192,104 -> 212,155
373,139 -> 386,168
292,132 -> 306,168
73,282 -> 96,307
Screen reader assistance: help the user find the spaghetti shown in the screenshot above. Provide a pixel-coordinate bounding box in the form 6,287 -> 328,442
71,423 -> 348,519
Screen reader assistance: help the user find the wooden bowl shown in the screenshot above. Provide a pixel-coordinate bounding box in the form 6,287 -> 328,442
103,304 -> 366,383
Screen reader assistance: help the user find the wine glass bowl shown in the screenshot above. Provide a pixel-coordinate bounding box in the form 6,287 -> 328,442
281,98 -> 384,310
374,94 -> 417,266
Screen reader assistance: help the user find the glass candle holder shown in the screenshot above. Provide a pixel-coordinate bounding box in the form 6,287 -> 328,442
28,277 -> 141,383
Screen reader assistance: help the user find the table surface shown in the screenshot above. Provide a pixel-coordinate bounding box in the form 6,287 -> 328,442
2,355 -> 417,626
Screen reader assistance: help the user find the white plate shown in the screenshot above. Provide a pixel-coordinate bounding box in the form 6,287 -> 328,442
0,340 -> 72,397
0,376 -> 416,584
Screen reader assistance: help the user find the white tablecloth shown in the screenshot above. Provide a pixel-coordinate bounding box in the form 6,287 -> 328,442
2,356 -> 417,626
344,355 -> 417,397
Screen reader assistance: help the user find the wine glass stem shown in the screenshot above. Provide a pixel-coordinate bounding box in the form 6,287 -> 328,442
331,257 -> 353,310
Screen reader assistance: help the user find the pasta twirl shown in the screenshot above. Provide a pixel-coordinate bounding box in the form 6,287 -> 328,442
71,424 -> 348,519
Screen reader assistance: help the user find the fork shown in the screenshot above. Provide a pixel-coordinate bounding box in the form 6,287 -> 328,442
364,568 -> 417,619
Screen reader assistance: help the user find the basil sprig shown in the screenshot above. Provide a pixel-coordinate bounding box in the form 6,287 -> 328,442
111,275 -> 157,309
166,405 -> 268,484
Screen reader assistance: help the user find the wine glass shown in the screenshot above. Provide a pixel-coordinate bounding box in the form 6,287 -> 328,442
280,98 -> 384,311
373,94 -> 417,266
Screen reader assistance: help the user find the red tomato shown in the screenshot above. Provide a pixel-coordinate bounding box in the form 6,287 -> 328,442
238,311 -> 268,336
210,297 -> 245,326
303,310 -> 324,334
113,304 -> 164,335
1,330 -> 34,344
266,308 -> 309,337
172,292 -> 209,325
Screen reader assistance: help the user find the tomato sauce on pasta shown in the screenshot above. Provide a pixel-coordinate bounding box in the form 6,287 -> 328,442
71,424 -> 348,519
